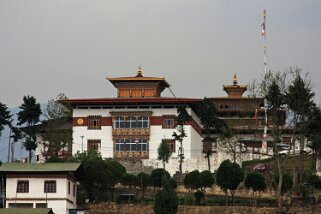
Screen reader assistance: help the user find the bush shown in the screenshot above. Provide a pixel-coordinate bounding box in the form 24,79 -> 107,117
151,168 -> 170,188
194,190 -> 205,205
154,178 -> 178,214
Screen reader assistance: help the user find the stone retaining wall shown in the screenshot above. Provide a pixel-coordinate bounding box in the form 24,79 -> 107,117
89,202 -> 321,214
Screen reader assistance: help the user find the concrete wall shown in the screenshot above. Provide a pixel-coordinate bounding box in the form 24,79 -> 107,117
6,177 -> 77,214
72,107 -> 202,161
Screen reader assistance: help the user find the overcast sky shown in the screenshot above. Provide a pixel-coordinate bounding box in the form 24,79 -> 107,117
1,0 -> 321,108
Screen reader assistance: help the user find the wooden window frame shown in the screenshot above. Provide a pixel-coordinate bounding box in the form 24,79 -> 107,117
162,115 -> 177,129
73,184 -> 76,197
115,138 -> 148,152
68,182 -> 70,194
162,139 -> 175,153
87,115 -> 102,130
87,139 -> 101,152
17,181 -> 29,193
44,180 -> 56,193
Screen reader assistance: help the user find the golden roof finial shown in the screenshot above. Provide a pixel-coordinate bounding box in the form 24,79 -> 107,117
136,65 -> 143,77
233,73 -> 238,85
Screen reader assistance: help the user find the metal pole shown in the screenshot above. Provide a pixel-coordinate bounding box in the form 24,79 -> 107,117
7,129 -> 11,163
80,136 -> 84,153
1,175 -> 5,208
262,9 -> 268,152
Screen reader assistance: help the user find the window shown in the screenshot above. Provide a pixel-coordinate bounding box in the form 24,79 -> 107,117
73,184 -> 76,197
88,115 -> 101,129
162,116 -> 176,129
87,139 -> 101,152
125,116 -> 137,128
163,139 -> 175,153
114,116 -> 125,128
44,181 -> 56,193
115,138 -> 148,152
68,182 -> 70,194
114,115 -> 149,129
36,203 -> 47,208
17,181 -> 29,193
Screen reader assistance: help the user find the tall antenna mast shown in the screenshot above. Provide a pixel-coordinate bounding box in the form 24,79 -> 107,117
262,9 -> 268,150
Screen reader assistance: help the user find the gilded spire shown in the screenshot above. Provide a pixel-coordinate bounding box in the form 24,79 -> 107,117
233,73 -> 238,85
136,65 -> 143,77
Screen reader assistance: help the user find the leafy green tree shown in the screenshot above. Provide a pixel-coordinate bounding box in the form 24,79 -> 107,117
286,70 -> 315,152
184,170 -> 214,191
137,172 -> 151,201
193,190 -> 205,205
151,168 -> 170,188
244,172 -> 267,205
105,158 -> 126,185
42,93 -> 72,160
17,95 -> 42,162
158,140 -> 171,169
72,151 -> 114,202
304,106 -> 321,172
0,102 -> 11,136
184,170 -> 201,191
265,79 -> 286,208
184,170 -> 214,204
216,160 -> 244,205
199,98 -> 221,171
200,170 -> 215,190
154,177 -> 178,214
120,173 -> 138,188
172,105 -> 192,174
169,178 -> 177,189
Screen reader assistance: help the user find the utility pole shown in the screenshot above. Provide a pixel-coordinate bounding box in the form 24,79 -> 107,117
80,136 -> 84,153
7,129 -> 11,163
261,9 -> 268,152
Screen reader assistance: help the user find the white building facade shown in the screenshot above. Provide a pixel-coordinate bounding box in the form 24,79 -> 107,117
0,163 -> 80,214
61,68 -> 206,175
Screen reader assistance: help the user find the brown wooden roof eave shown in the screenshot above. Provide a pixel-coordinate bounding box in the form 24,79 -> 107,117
106,76 -> 171,88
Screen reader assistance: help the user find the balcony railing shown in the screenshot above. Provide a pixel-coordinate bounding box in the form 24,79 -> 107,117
112,128 -> 150,136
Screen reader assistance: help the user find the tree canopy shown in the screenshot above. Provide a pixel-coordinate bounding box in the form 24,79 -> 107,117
158,140 -> 171,169
17,95 -> 42,162
154,176 -> 178,214
216,160 -> 244,204
172,105 -> 191,174
151,168 -> 170,188
245,172 -> 267,193
0,102 -> 11,136
72,151 -> 126,202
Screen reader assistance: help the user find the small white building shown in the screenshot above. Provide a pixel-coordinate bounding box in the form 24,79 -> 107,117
0,163 -> 81,214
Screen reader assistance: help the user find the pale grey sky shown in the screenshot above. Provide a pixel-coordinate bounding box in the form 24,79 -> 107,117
1,0 -> 321,107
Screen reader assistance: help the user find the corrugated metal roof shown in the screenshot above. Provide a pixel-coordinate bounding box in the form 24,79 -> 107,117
0,208 -> 53,214
0,163 -> 81,172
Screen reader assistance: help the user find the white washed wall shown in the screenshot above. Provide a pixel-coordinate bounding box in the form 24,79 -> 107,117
6,177 -> 76,214
72,107 -> 203,161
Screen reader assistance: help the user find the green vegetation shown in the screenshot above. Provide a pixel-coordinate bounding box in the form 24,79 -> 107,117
184,170 -> 214,204
17,95 -> 42,163
151,168 -> 170,188
157,141 -> 171,169
199,97 -> 221,171
172,105 -> 192,174
0,102 -> 11,136
216,160 -> 244,205
154,177 -> 178,214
